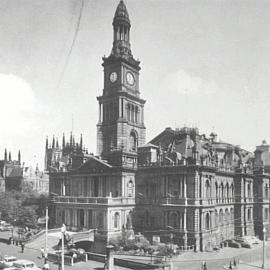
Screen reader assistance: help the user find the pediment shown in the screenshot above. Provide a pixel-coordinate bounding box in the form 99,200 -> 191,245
76,156 -> 112,173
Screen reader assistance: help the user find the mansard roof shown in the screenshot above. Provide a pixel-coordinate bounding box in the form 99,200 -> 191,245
147,126 -> 254,170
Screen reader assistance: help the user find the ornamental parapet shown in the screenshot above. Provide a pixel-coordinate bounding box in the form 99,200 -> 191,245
53,196 -> 135,205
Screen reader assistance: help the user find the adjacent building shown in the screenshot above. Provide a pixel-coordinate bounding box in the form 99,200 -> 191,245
23,165 -> 49,194
48,0 -> 270,252
0,149 -> 23,191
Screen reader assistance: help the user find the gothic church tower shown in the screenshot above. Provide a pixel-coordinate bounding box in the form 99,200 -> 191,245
97,0 -> 146,167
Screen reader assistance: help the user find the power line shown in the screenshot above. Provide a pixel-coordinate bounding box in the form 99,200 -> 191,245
56,0 -> 85,90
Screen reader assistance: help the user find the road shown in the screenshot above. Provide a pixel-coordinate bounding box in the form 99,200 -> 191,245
1,230 -> 270,270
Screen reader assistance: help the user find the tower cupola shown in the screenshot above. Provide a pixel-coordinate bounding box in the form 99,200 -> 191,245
112,0 -> 132,58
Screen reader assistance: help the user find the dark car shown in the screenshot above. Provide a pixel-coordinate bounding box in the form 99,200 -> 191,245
240,242 -> 252,248
227,240 -> 241,248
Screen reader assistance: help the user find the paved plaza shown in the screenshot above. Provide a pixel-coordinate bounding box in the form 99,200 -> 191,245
1,231 -> 270,270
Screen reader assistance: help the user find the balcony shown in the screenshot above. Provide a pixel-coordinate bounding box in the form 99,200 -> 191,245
53,196 -> 135,205
136,197 -> 188,205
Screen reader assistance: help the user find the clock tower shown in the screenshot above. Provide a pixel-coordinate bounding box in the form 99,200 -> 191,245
97,0 -> 146,167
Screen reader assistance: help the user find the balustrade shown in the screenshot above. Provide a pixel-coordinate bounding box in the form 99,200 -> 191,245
54,196 -> 135,205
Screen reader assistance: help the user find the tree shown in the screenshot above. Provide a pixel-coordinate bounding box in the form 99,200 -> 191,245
0,190 -> 49,227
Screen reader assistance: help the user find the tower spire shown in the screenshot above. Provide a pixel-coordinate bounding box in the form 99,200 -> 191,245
62,133 -> 65,149
8,151 -> 11,161
18,150 -> 21,164
112,0 -> 132,58
70,132 -> 73,146
52,135 -> 55,148
4,148 -> 7,161
80,134 -> 83,150
46,136 -> 48,149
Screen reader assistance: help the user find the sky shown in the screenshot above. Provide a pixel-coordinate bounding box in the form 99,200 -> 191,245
0,0 -> 270,169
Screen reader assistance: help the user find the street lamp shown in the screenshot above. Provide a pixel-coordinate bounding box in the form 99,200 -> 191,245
44,207 -> 49,266
167,226 -> 174,255
61,224 -> 66,270
262,227 -> 266,269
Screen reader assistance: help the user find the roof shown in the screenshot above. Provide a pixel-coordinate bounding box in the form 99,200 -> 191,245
75,155 -> 112,173
6,167 -> 23,178
139,143 -> 159,149
113,0 -> 130,26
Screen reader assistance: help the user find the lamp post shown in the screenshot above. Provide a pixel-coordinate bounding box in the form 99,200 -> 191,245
262,227 -> 266,269
44,207 -> 49,265
167,226 -> 174,256
61,224 -> 66,270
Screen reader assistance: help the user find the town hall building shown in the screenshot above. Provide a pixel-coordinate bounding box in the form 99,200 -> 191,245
47,0 -> 270,252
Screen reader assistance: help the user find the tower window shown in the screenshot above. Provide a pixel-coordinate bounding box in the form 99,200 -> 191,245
114,212 -> 120,228
130,131 -> 137,151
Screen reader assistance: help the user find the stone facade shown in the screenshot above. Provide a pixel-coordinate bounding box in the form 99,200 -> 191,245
48,0 -> 270,253
135,127 -> 270,251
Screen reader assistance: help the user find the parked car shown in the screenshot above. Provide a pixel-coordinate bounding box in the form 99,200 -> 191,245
0,224 -> 13,232
0,256 -> 17,268
234,238 -> 252,248
240,242 -> 252,248
227,240 -> 241,248
13,260 -> 41,270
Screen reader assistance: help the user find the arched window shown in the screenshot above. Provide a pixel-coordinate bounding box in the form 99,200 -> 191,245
247,208 -> 252,221
127,180 -> 134,197
265,184 -> 268,198
247,183 -> 251,198
130,131 -> 137,151
230,208 -> 234,222
169,212 -> 178,228
127,104 -> 131,121
231,184 -> 234,198
215,182 -> 218,200
114,212 -> 120,229
225,208 -> 229,224
215,210 -> 218,227
219,209 -> 223,225
221,183 -> 224,201
226,183 -> 229,199
205,213 -> 210,230
264,208 -> 269,221
205,180 -> 211,198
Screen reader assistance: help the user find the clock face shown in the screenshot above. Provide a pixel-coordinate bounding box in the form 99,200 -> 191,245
110,72 -> 117,83
126,72 -> 135,85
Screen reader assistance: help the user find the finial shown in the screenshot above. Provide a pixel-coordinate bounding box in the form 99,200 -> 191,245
46,136 -> 48,149
52,135 -> 55,148
18,150 -> 21,163
80,134 -> 83,150
4,148 -> 7,161
62,133 -> 65,149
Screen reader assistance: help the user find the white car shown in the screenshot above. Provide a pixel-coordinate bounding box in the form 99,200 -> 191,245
13,260 -> 42,270
0,256 -> 17,268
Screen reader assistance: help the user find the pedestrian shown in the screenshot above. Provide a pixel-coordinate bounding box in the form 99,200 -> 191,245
229,261 -> 232,270
44,258 -> 49,270
233,258 -> 237,267
72,252 -> 77,263
203,261 -> 207,270
41,247 -> 45,258
21,242 -> 25,253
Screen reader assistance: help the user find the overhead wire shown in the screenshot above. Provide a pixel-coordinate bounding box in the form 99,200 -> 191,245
55,0 -> 85,90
